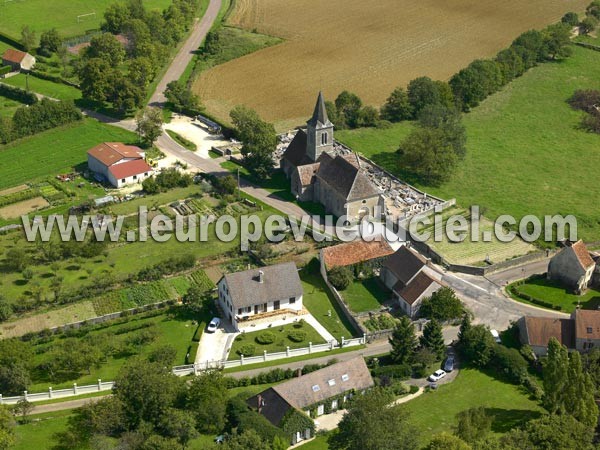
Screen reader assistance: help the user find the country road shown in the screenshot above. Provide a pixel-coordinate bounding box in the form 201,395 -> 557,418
149,0 -> 223,107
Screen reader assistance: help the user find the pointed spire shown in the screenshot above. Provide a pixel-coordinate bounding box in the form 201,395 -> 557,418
307,91 -> 329,127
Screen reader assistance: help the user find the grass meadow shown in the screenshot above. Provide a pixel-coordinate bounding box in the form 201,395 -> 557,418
341,277 -> 389,313
2,74 -> 81,101
337,45 -> 600,241
0,0 -> 172,40
511,277 -> 600,313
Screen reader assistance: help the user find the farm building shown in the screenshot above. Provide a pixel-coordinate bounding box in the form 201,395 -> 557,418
247,357 -> 374,445
1,49 -> 35,72
281,92 -> 384,221
547,240 -> 596,294
518,309 -> 600,356
217,262 -> 304,331
87,142 -> 153,188
380,246 -> 442,318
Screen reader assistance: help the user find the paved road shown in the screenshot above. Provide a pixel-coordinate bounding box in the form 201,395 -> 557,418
149,0 -> 223,107
31,396 -> 107,415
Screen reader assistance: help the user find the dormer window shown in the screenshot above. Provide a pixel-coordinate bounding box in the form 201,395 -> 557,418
312,385 -> 320,392
341,374 -> 349,382
328,379 -> 336,387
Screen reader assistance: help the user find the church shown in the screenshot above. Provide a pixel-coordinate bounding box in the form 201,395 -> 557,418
281,92 -> 383,221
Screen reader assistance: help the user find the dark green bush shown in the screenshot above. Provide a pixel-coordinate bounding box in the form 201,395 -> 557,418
287,331 -> 307,343
255,331 -> 276,345
237,344 -> 255,357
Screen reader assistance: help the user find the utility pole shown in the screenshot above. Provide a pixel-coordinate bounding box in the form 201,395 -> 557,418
237,167 -> 241,200
25,73 -> 29,92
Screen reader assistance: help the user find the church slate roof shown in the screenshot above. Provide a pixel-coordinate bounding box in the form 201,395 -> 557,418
316,155 -> 380,201
307,91 -> 331,127
282,129 -> 313,167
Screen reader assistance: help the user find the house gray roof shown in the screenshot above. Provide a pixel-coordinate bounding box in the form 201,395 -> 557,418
307,91 -> 331,127
316,154 -> 380,201
220,262 -> 303,309
384,246 -> 426,287
247,357 -> 374,425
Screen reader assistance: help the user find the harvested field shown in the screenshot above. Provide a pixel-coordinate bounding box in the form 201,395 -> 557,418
194,0 -> 589,129
0,184 -> 28,196
0,196 -> 49,219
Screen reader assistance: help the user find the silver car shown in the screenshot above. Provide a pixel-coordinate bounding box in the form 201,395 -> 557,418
207,317 -> 221,333
444,356 -> 455,372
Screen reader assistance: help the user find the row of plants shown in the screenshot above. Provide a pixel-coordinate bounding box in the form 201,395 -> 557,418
0,187 -> 40,208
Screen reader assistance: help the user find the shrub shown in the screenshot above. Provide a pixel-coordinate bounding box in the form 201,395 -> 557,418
567,89 -> 600,113
293,319 -> 305,329
287,331 -> 307,343
255,331 -> 276,345
371,364 -> 412,380
0,83 -> 37,105
328,266 -> 353,290
236,344 -> 256,357
561,12 -> 579,26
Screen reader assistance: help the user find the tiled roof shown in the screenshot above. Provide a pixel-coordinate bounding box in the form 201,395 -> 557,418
2,49 -> 27,64
524,316 -> 575,348
574,309 -> 600,341
396,271 -> 438,305
282,129 -> 313,167
322,239 -> 394,269
108,159 -> 153,180
87,142 -> 144,167
221,262 -> 303,309
296,163 -> 320,186
571,240 -> 595,270
383,246 -> 426,287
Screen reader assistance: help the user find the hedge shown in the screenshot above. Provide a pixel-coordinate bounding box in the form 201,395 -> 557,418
0,83 -> 38,105
0,66 -> 11,76
30,70 -> 80,88
0,187 -> 39,207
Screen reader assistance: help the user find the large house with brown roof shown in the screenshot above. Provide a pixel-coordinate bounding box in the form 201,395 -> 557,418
217,262 -> 304,331
380,246 -> 442,318
547,240 -> 596,294
247,357 -> 374,444
1,49 -> 35,72
281,93 -> 383,221
320,238 -> 394,271
87,142 -> 153,188
518,309 -> 600,356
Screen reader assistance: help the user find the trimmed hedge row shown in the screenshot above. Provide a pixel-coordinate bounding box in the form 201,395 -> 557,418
30,70 -> 80,88
510,285 -> 562,311
0,83 -> 38,105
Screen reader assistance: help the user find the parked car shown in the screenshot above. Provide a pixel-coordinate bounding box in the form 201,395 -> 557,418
443,356 -> 455,372
428,369 -> 446,382
491,329 -> 501,343
207,317 -> 221,333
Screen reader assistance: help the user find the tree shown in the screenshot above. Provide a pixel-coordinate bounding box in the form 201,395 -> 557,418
420,319 -> 445,360
159,407 -> 198,449
182,285 -> 210,315
325,100 -> 343,128
223,430 -> 271,450
381,87 -> 413,122
458,324 -> 495,367
113,359 -> 183,428
109,74 -> 145,112
425,433 -> 471,450
407,77 -> 454,117
563,350 -> 598,428
561,12 -> 579,26
5,247 -> 28,272
512,30 -> 547,68
102,3 -> 130,34
327,266 -> 353,290
398,126 -> 458,185
543,337 -> 569,415
78,58 -> 113,102
20,26 -> 36,52
335,91 -> 363,128
579,16 -> 599,35
86,33 -> 126,66
449,60 -> 503,110
543,23 -> 572,60
230,105 -> 277,178
588,0 -> 600,19
0,296 -> 12,322
38,29 -> 62,56
0,363 -> 30,395
495,48 -> 525,82
329,388 -> 419,450
389,316 -> 417,365
128,56 -> 155,89
164,80 -> 201,113
12,399 -> 33,424
136,107 -> 163,145
0,405 -> 15,450
148,345 -> 178,367
142,176 -> 160,194
419,287 -> 464,321
455,407 -> 492,443
186,371 -> 228,433
502,414 -> 595,450
354,105 -> 379,128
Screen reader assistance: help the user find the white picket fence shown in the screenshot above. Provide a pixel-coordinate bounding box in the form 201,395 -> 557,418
1,336 -> 367,405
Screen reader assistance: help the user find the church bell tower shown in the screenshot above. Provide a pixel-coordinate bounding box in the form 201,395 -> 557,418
306,91 -> 334,162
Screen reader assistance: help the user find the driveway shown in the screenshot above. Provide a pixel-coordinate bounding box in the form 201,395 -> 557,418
195,325 -> 234,366
163,114 -> 229,158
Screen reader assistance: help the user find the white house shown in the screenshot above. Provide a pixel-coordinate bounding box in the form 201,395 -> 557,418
217,262 -> 304,331
87,142 -> 153,188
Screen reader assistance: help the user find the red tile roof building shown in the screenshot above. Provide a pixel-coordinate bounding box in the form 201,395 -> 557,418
2,49 -> 35,71
87,142 -> 153,188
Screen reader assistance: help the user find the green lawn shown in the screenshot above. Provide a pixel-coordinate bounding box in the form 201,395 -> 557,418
13,410 -> 74,450
341,277 -> 389,313
511,276 -> 600,313
0,94 -> 24,118
228,322 -> 326,360
337,46 -> 600,241
300,269 -> 358,340
27,308 -> 198,392
2,74 -> 81,101
0,0 -> 172,40
403,368 -> 544,445
299,435 -> 331,450
0,118 -> 139,190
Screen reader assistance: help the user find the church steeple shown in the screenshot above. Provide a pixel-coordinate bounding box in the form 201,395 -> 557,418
306,91 -> 334,162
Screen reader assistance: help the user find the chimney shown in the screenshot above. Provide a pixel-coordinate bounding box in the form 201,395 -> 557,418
258,270 -> 264,283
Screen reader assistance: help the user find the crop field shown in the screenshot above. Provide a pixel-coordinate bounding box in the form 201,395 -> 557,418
0,0 -> 172,40
0,196 -> 49,219
193,0 -> 589,129
0,118 -> 139,190
338,45 -> 600,241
